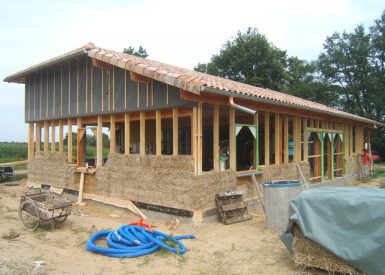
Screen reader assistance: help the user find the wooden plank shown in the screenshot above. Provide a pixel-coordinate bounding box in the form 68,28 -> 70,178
53,67 -> 56,117
60,65 -> 63,116
77,172 -> 85,203
68,118 -> 73,163
306,127 -> 343,134
124,113 -> 130,155
44,121 -> 49,152
124,71 -> 127,109
213,105 -> 220,171
197,103 -> 203,174
156,110 -> 162,156
229,107 -> 236,171
137,82 -> 139,108
97,116 -> 103,167
303,118 -> 308,161
92,58 -> 111,70
264,113 -> 270,166
284,116 -> 289,164
173,108 -> 179,155
293,117 -> 298,163
192,107 -> 197,174
85,56 -> 88,113
253,113 -> 258,167
59,120 -> 64,153
77,118 -> 85,167
110,115 -> 116,153
35,122 -> 41,153
108,67 -> 111,111
101,69 -> 104,112
130,72 -> 150,83
68,63 -> 71,116
275,114 -> 280,164
350,126 -> 353,156
51,121 -> 56,152
46,69 -> 48,117
91,63 -> 93,113
140,112 -> 145,155
0,160 -> 28,167
112,66 -> 115,110
28,123 -> 34,161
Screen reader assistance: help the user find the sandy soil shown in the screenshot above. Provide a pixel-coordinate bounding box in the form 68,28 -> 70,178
0,180 -> 318,275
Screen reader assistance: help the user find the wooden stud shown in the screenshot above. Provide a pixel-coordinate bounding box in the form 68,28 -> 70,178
213,104 -> 219,171
140,112 -> 146,155
124,113 -> 130,155
86,57 -> 88,113
253,113 -> 259,168
68,119 -> 73,163
28,123 -> 34,161
275,114 -> 280,165
68,63 -> 71,116
26,80 -> 29,120
110,115 -> 116,153
173,108 -> 179,155
97,116 -> 103,167
60,65 -> 63,116
112,66 -> 115,110
303,119 -> 308,161
197,103 -> 203,174
101,69 -> 104,112
192,107 -> 197,173
350,126 -> 353,156
124,71 -> 127,109
146,82 -> 149,107
293,118 -> 298,163
284,116 -> 289,164
166,85 -> 169,105
264,112 -> 270,166
46,69 -> 48,118
77,118 -> 85,167
229,107 -> 236,171
40,71 -> 42,119
108,68 -> 111,111
44,121 -> 49,152
53,67 -> 56,117
91,63 -> 93,113
137,82 -> 140,108
34,75 -> 36,119
309,119 -> 314,128
59,120 -> 64,153
156,110 -> 162,156
36,122 -> 41,153
51,120 -> 56,152
151,79 -> 154,106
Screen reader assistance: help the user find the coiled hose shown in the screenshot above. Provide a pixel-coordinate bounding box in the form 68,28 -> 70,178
86,224 -> 196,258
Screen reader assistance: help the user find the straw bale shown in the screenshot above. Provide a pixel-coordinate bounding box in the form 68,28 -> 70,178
292,225 -> 362,275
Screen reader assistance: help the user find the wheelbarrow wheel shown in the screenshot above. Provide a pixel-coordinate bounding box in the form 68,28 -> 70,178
53,215 -> 67,224
19,201 -> 39,231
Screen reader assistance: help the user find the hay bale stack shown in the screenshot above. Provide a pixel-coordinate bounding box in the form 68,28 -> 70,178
292,225 -> 362,275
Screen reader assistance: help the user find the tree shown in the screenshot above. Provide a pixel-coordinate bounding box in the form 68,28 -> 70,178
123,46 -> 148,58
194,27 -> 288,91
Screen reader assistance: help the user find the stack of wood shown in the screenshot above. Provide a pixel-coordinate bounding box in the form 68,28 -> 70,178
215,191 -> 251,225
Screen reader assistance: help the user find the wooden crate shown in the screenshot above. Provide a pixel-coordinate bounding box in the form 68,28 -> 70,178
216,191 -> 251,225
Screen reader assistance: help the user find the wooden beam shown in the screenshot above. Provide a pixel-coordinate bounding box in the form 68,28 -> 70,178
192,107 -> 197,174
35,122 -> 41,153
253,113 -> 259,168
68,118 -> 73,163
28,123 -> 34,161
213,104 -> 219,171
264,113 -> 270,166
130,72 -> 150,83
51,121 -> 56,152
140,112 -> 145,155
303,119 -> 308,162
97,116 -> 103,167
180,90 -> 225,105
92,58 -> 111,70
275,114 -> 280,165
76,118 -> 83,166
44,121 -> 49,152
110,115 -> 116,153
156,110 -> 161,156
124,113 -> 130,155
284,116 -> 289,164
173,108 -> 178,155
229,107 -> 236,171
293,118 -> 299,163
59,120 -> 64,153
197,103 -> 203,174
343,125 -> 349,158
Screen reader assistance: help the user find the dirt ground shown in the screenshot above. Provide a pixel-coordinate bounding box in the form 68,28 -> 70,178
1,173 -> 384,275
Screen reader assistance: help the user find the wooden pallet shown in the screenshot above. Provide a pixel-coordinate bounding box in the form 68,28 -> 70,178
215,191 -> 251,225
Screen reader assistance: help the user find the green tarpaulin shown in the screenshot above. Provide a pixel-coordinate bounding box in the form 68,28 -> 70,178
281,187 -> 385,275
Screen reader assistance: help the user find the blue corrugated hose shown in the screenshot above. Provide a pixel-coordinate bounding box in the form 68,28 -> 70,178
86,224 -> 196,258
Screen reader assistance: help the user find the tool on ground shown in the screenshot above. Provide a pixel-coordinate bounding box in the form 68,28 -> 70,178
86,223 -> 196,258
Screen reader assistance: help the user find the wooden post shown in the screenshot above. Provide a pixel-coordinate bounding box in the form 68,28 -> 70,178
284,116 -> 289,164
97,116 -> 103,167
77,118 -> 84,167
293,118 -> 298,163
110,115 -> 116,153
197,103 -> 203,174
274,114 -> 280,165
350,126 -> 353,155
28,123 -> 34,161
140,112 -> 145,155
51,121 -> 56,152
254,113 -> 259,168
68,119 -> 73,163
229,107 -> 236,171
156,110 -> 161,156
173,108 -> 178,155
192,107 -> 197,173
213,105 -> 219,171
264,113 -> 270,166
36,122 -> 41,153
303,118 -> 308,162
44,121 -> 49,152
124,113 -> 130,155
344,125 -> 349,158
59,120 -> 64,153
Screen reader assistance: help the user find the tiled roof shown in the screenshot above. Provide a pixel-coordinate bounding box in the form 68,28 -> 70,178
4,43 -> 382,126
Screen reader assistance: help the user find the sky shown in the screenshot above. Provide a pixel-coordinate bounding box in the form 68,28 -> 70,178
0,0 -> 383,142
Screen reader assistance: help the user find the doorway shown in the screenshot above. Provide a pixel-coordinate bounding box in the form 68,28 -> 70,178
236,124 -> 258,171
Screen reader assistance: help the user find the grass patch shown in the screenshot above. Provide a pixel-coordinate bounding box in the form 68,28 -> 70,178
1,173 -> 28,183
